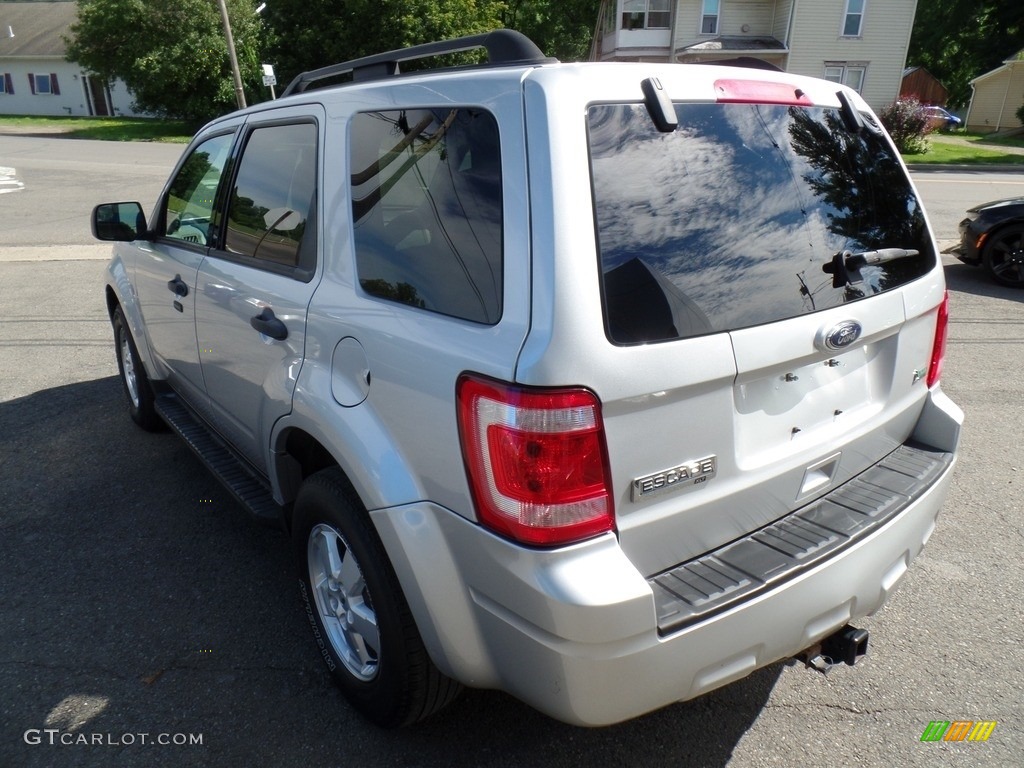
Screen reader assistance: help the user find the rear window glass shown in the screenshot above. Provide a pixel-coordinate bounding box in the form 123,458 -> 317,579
588,103 -> 935,344
350,108 -> 502,325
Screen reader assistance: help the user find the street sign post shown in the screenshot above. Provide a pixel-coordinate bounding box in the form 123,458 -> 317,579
262,64 -> 277,99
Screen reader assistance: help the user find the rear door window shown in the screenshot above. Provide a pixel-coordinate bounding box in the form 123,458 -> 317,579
224,121 -> 318,275
588,103 -> 934,344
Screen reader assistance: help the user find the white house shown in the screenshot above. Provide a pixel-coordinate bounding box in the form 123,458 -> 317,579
964,51 -> 1024,134
592,0 -> 918,111
0,1 -> 141,117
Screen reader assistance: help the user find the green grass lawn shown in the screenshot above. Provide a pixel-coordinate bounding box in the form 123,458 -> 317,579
903,131 -> 1024,165
955,130 -> 1024,148
0,115 -> 192,143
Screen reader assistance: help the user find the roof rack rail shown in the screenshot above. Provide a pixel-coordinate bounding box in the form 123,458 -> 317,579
280,29 -> 555,97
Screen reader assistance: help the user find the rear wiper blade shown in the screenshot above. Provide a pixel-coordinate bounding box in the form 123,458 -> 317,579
823,248 -> 920,287
844,248 -> 919,269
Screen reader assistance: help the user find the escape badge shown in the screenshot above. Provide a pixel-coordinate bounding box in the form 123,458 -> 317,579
632,455 -> 717,501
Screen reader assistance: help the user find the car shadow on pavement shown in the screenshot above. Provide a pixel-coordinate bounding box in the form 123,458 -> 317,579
944,259 -> 1024,300
0,376 -> 781,768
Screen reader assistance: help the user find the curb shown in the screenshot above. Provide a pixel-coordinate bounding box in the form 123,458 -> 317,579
0,245 -> 111,262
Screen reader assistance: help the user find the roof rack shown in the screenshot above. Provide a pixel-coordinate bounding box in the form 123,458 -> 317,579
280,29 -> 555,97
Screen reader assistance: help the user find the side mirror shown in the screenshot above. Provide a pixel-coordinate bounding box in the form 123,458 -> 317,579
92,202 -> 148,242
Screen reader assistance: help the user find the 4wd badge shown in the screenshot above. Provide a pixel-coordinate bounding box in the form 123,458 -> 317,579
632,455 -> 717,501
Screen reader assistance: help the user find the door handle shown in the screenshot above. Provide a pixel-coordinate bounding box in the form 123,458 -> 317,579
167,275 -> 189,297
250,307 -> 288,341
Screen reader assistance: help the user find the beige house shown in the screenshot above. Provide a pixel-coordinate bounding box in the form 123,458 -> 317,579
964,52 -> 1024,134
592,0 -> 918,110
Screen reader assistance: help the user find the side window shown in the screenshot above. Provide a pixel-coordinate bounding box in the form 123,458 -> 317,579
622,0 -> 671,30
224,122 -> 318,269
163,132 -> 233,246
350,108 -> 502,325
842,0 -> 865,37
824,62 -> 867,93
701,0 -> 720,34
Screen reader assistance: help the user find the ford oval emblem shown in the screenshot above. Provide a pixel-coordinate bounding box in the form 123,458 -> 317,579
823,320 -> 862,350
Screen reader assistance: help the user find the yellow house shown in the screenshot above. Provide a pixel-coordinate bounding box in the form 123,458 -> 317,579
964,51 -> 1024,134
592,0 -> 918,111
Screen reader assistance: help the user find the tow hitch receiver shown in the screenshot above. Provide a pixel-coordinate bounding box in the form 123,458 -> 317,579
799,625 -> 869,673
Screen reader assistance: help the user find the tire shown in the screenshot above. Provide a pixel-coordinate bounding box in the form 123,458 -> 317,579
982,224 -> 1024,288
112,306 -> 163,431
292,468 -> 461,727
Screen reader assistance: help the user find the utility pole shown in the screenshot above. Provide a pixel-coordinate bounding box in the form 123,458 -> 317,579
216,0 -> 247,109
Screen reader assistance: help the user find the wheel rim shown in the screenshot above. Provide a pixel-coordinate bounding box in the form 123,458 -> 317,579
119,328 -> 141,408
307,523 -> 380,681
988,229 -> 1024,286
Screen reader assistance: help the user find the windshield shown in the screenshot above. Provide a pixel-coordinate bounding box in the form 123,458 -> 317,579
588,102 -> 935,344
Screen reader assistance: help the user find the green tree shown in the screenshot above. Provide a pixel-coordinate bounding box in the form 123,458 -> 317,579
502,0 -> 600,61
66,0 -> 268,124
908,0 -> 1024,109
263,0 -> 505,85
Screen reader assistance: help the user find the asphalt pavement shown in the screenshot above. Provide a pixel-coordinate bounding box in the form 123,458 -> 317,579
0,135 -> 1022,767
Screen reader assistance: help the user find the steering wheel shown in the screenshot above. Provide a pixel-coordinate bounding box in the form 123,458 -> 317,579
167,218 -> 207,245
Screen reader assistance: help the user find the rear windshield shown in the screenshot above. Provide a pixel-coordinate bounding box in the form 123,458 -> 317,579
588,103 -> 935,344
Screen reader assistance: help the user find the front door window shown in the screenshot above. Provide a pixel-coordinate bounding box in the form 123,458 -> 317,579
163,133 -> 234,247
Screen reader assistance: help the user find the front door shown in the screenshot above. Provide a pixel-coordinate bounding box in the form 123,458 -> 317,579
195,115 -> 321,473
84,76 -> 110,117
133,130 -> 236,408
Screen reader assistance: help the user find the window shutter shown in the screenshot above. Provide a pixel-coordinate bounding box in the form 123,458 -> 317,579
4,73 -> 12,94
28,74 -> 36,94
50,73 -> 60,95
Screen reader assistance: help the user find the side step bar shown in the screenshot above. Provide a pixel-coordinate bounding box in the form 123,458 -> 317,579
155,394 -> 286,528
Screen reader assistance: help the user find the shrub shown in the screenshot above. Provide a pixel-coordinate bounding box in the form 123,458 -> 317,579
878,97 -> 930,155
1016,102 -> 1024,128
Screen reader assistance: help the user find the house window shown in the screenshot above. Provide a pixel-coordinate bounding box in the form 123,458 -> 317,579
29,73 -> 60,95
701,0 -> 720,34
824,63 -> 867,93
842,0 -> 865,37
622,0 -> 671,31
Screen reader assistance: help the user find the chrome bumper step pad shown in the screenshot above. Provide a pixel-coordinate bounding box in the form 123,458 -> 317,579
650,443 -> 953,634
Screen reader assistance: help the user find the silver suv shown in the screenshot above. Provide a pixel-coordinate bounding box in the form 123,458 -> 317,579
93,30 -> 962,728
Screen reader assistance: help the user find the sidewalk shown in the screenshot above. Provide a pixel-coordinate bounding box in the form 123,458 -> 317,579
927,133 -> 1024,155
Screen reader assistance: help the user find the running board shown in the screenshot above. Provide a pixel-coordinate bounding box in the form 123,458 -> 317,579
155,394 -> 285,527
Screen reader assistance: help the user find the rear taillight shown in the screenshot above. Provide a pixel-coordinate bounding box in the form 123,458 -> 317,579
456,375 -> 614,546
927,291 -> 950,388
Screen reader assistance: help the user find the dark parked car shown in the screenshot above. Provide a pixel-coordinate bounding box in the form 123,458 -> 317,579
953,197 -> 1024,288
923,106 -> 961,132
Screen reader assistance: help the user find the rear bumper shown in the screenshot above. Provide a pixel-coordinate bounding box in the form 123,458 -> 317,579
371,391 -> 961,726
